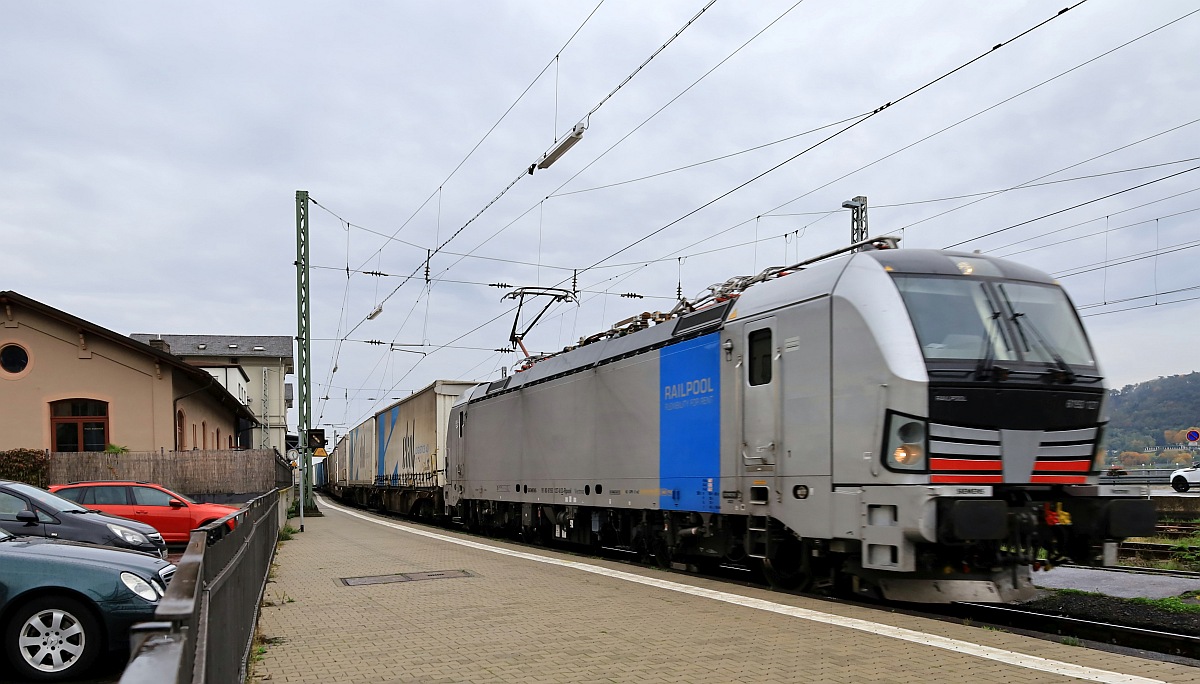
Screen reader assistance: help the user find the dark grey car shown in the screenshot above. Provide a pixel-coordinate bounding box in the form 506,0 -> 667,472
0,481 -> 166,558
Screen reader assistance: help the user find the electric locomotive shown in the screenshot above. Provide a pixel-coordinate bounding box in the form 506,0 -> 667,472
441,237 -> 1156,603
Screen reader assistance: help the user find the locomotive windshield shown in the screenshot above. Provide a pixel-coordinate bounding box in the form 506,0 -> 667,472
893,275 -> 1094,368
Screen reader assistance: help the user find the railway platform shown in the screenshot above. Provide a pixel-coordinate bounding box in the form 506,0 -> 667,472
252,497 -> 1199,684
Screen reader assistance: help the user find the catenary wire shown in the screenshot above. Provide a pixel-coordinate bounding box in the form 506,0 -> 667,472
944,164 -> 1200,249
564,0 -> 1091,282
339,1 -> 608,274
337,0 -> 725,345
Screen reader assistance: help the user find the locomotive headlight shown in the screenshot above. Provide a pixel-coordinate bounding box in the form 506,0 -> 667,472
892,443 -> 924,465
884,416 -> 927,471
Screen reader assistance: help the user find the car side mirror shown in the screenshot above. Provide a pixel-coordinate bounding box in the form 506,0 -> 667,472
169,499 -> 185,508
16,509 -> 38,524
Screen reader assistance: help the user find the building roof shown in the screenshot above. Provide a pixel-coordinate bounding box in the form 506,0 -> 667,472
1,291 -> 258,424
129,334 -> 294,366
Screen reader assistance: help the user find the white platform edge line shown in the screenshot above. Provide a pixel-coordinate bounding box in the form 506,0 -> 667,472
318,497 -> 1165,684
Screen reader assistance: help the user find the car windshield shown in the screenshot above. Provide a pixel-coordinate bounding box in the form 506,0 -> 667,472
6,481 -> 88,513
893,276 -> 1094,367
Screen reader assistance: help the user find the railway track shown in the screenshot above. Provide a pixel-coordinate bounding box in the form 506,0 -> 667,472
947,602 -> 1200,660
1120,541 -> 1200,563
1154,521 -> 1200,540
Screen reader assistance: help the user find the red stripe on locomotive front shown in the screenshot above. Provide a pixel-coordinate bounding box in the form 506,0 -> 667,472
1033,460 -> 1092,472
930,474 -> 1004,484
930,458 -> 1002,471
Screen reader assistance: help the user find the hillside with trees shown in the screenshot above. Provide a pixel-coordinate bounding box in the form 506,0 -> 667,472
1105,371 -> 1200,467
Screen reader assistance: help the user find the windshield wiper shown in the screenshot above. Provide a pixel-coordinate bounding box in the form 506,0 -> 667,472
975,284 -> 1009,381
999,285 -> 1075,384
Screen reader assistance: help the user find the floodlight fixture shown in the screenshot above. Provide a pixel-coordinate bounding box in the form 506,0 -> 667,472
841,199 -> 863,209
535,122 -> 586,170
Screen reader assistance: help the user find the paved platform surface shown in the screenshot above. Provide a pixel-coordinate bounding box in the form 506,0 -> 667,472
252,497 -> 1200,684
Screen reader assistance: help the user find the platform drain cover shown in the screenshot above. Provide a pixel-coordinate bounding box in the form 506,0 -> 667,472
339,569 -> 473,587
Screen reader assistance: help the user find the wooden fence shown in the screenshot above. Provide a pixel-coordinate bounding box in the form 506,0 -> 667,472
46,449 -> 291,497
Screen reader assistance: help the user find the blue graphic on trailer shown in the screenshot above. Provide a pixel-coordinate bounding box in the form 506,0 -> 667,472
377,406 -> 401,486
659,332 -> 721,512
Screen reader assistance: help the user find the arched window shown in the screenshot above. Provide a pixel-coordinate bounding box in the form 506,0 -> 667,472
192,424 -> 197,450
177,410 -> 186,450
51,399 -> 109,452
202,421 -> 208,450
215,427 -> 221,450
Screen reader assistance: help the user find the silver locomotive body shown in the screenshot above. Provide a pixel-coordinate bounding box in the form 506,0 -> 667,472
443,246 -> 1155,602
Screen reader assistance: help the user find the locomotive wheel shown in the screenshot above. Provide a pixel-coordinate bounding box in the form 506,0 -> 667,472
651,537 -> 672,569
761,537 -> 813,591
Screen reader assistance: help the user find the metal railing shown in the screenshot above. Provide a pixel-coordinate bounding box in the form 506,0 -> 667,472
120,488 -> 283,684
1098,468 -> 1174,485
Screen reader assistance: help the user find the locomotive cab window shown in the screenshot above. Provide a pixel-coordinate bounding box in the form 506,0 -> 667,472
892,275 -> 1094,369
748,329 -> 773,386
893,276 -> 1015,362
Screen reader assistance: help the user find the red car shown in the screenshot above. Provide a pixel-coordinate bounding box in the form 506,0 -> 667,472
48,481 -> 240,544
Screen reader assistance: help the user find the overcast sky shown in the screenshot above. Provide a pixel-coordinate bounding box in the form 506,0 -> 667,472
4,1 -> 1199,435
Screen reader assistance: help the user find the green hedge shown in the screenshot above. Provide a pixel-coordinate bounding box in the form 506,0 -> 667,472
0,449 -> 50,486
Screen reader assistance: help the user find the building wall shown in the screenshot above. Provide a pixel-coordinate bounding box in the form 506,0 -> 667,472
1,310 -> 171,451
204,366 -> 251,406
173,371 -> 240,451
0,307 -> 244,453
130,338 -> 292,453
191,358 -> 289,451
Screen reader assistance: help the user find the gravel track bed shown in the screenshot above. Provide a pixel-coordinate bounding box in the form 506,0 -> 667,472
1022,590 -> 1200,636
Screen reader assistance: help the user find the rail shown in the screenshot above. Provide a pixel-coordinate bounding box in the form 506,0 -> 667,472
119,487 -> 286,684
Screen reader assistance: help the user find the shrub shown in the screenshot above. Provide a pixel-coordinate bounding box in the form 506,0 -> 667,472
0,449 -> 50,486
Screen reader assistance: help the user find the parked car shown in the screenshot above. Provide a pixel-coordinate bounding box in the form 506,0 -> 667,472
0,481 -> 166,557
1170,463 -> 1200,492
48,481 -> 240,544
0,526 -> 175,681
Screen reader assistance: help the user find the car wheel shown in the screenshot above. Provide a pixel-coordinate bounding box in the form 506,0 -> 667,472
1173,477 -> 1191,493
4,596 -> 101,682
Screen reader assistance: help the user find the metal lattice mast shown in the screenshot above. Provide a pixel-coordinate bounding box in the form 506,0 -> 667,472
843,196 -> 868,249
295,190 -> 313,528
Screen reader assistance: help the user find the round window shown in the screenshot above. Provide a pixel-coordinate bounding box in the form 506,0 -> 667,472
0,344 -> 28,374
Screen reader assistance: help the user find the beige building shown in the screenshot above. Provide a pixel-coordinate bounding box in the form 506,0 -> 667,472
129,334 -> 294,453
0,291 -> 256,452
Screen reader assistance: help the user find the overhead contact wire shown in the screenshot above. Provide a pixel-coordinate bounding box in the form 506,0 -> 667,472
569,0 -> 1091,280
